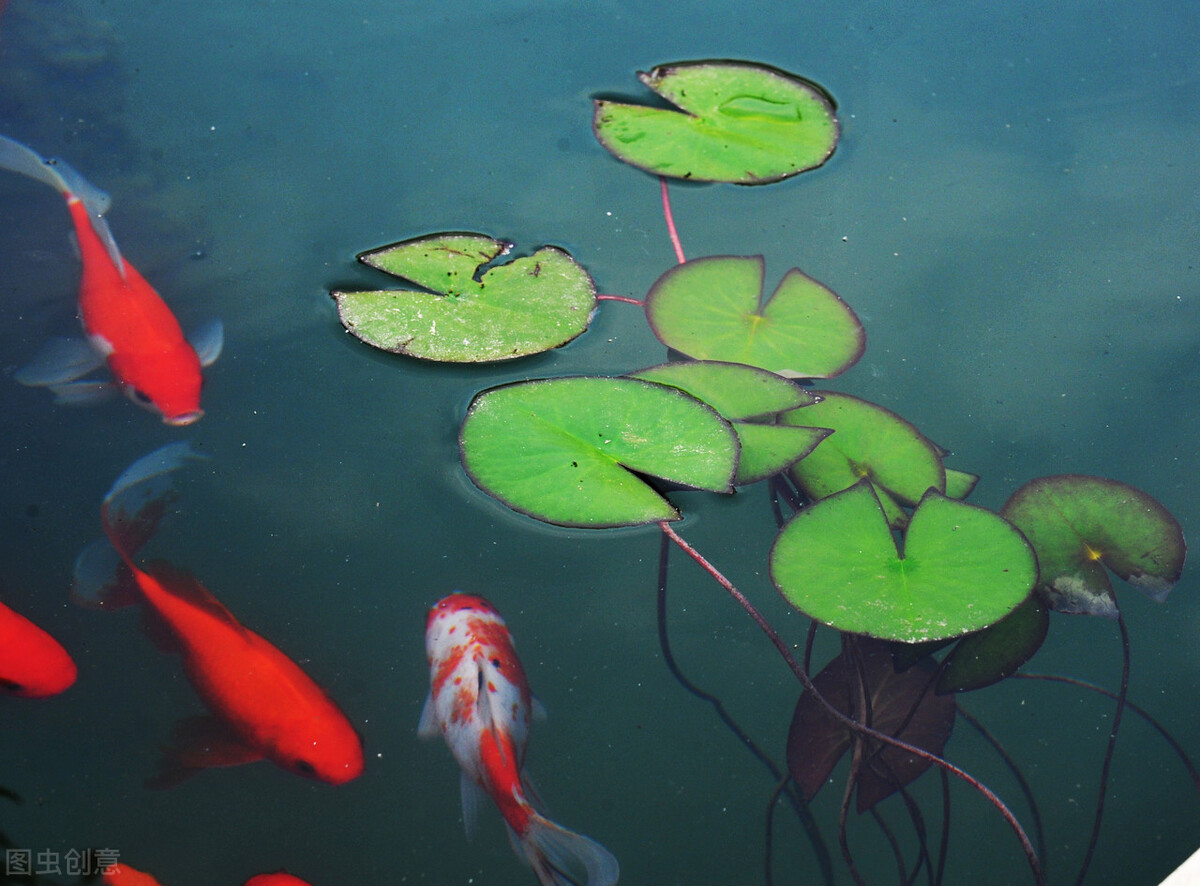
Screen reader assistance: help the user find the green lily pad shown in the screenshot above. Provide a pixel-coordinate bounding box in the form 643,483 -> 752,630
644,256 -> 864,378
936,594 -> 1050,694
770,481 -> 1036,643
331,232 -> 596,363
593,60 -> 838,184
1001,475 -> 1186,617
944,468 -> 979,500
628,360 -> 817,418
459,376 -> 739,528
783,391 -> 945,511
628,361 -> 828,484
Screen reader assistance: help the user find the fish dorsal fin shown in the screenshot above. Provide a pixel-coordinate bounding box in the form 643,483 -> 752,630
143,560 -> 246,633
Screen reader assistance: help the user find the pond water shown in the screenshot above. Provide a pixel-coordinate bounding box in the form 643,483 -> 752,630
1,1 -> 1198,884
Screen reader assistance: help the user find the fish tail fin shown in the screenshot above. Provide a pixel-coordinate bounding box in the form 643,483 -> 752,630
0,133 -> 123,270
99,443 -> 208,561
519,812 -> 619,886
0,133 -> 71,195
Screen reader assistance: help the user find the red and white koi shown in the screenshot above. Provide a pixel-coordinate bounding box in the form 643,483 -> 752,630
419,593 -> 619,886
0,133 -> 221,425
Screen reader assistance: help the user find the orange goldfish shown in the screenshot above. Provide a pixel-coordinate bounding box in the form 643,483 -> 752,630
0,598 -> 76,697
0,134 -> 221,424
75,444 -> 363,785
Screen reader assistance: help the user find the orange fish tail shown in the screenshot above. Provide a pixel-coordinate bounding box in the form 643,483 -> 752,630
520,812 -> 619,886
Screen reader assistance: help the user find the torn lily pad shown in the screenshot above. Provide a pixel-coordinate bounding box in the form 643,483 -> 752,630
331,232 -> 596,363
593,60 -> 839,184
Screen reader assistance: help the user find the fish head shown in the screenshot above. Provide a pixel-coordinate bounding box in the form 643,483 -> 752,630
109,345 -> 206,425
425,593 -> 498,659
274,710 -> 365,785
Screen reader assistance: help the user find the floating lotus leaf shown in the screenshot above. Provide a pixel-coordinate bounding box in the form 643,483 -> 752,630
936,594 -> 1050,694
787,638 -> 956,812
593,60 -> 838,184
783,391 -> 944,514
944,468 -> 979,500
771,482 -> 1036,643
628,361 -> 828,484
331,232 -> 596,363
1001,475 -> 1186,617
459,376 -> 738,528
644,256 -> 864,378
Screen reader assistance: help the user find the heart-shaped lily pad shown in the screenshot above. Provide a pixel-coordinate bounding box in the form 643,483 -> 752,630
644,256 -> 864,378
459,376 -> 738,528
331,232 -> 596,363
770,481 -> 1036,643
783,391 -> 945,514
627,361 -> 829,483
593,60 -> 839,184
1001,475 -> 1186,617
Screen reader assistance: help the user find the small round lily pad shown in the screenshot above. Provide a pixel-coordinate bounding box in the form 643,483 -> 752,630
593,60 -> 839,184
331,232 -> 596,363
644,256 -> 865,378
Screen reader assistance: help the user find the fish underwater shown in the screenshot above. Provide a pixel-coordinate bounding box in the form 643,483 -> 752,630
0,597 -> 76,697
0,133 -> 222,424
420,592 -> 619,886
242,873 -> 313,886
73,443 -> 363,786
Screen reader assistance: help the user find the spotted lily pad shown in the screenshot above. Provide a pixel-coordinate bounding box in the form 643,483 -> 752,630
770,481 -> 1036,643
593,60 -> 838,184
1001,475 -> 1186,618
459,376 -> 738,528
331,232 -> 596,363
644,256 -> 864,378
627,361 -> 829,484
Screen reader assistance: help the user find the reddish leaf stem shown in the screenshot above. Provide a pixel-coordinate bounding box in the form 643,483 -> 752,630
657,519 -> 1045,886
660,177 -> 686,265
595,294 -> 644,305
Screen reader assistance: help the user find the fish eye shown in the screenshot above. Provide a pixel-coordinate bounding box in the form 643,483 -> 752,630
293,759 -> 317,777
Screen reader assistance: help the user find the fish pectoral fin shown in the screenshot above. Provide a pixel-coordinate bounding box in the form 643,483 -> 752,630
189,318 -> 225,367
417,693 -> 439,740
48,380 -> 118,406
14,337 -> 105,387
145,714 -> 263,789
460,772 -> 487,842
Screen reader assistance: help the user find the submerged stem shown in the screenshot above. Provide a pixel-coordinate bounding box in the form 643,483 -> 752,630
657,520 -> 1045,886
1071,608 -> 1132,886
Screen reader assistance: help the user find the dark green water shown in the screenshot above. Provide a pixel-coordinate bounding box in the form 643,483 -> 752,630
1,1 -> 1198,884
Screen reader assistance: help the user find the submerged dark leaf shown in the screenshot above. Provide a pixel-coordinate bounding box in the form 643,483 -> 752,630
787,638 -> 956,812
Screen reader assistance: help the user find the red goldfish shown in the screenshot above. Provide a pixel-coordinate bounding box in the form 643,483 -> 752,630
74,443 -> 363,786
420,593 -> 619,886
0,598 -> 76,697
102,863 -> 164,886
243,873 -> 312,886
0,133 -> 221,425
